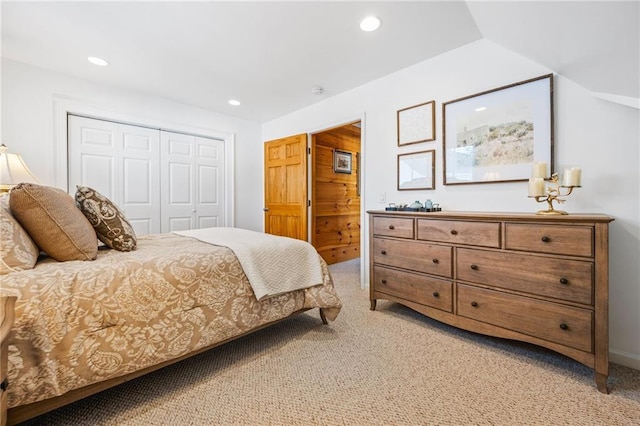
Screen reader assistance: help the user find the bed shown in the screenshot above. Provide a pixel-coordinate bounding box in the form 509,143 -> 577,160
0,184 -> 342,425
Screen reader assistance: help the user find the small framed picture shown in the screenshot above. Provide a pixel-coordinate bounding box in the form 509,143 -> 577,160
397,100 -> 436,146
333,150 -> 352,174
398,150 -> 435,190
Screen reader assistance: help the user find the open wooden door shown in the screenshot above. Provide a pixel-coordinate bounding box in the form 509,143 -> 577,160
264,134 -> 308,240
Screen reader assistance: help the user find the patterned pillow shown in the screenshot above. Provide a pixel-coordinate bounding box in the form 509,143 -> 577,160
9,183 -> 98,261
0,195 -> 39,274
75,185 -> 137,252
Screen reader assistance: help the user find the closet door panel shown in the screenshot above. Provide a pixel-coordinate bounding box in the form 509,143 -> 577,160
197,164 -> 217,228
68,115 -> 118,200
195,136 -> 225,229
120,123 -> 161,235
80,156 -> 114,197
169,163 -> 192,204
161,131 -> 196,232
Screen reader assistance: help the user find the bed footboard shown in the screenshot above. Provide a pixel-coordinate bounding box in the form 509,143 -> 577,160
1,296 -> 17,426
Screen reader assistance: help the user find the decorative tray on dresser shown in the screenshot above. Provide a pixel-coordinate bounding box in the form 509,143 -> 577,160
367,210 -> 614,393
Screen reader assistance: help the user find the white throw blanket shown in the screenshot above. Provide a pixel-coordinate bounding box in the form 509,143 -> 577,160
174,227 -> 324,300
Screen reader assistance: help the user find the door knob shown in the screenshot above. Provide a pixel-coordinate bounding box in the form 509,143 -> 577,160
263,208 -> 269,212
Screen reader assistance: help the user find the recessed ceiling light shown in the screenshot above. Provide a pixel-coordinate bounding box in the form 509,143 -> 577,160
228,99 -> 241,106
360,16 -> 381,32
87,56 -> 109,67
475,107 -> 487,112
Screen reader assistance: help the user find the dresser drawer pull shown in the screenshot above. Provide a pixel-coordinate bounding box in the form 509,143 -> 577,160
559,277 -> 569,285
470,264 -> 478,270
381,279 -> 387,285
541,236 -> 551,243
560,323 -> 569,330
470,301 -> 478,307
450,230 -> 458,235
381,250 -> 387,255
388,225 -> 395,230
433,292 -> 439,298
432,258 -> 439,264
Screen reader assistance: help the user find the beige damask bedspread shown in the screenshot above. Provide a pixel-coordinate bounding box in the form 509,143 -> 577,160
0,233 -> 342,409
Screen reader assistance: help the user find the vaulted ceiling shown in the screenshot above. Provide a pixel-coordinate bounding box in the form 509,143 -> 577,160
2,1 -> 638,122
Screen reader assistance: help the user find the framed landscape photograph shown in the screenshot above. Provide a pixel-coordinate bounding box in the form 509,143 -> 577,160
397,100 -> 435,146
397,150 -> 435,190
442,74 -> 553,185
333,150 -> 352,174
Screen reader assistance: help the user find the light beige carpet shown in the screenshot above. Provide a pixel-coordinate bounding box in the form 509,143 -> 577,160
21,259 -> 640,425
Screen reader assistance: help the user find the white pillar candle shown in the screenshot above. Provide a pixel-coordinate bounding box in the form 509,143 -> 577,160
572,168 -> 582,186
563,167 -> 582,187
531,162 -> 548,179
536,178 -> 546,196
528,177 -> 546,197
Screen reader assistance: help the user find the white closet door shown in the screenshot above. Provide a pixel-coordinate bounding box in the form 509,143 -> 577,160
195,136 -> 225,228
68,115 -> 118,199
119,123 -> 161,235
68,115 -> 161,235
69,115 -> 227,235
160,131 -> 225,232
161,131 -> 196,232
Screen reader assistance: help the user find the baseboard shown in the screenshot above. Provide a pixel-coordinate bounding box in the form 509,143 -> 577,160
610,349 -> 640,370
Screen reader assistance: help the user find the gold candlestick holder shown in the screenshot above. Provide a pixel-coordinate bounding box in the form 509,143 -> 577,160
529,173 -> 580,215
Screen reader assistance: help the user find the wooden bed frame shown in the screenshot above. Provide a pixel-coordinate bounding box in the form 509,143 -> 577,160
0,295 -> 328,425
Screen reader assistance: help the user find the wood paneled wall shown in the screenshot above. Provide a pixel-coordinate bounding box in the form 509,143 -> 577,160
312,124 -> 361,264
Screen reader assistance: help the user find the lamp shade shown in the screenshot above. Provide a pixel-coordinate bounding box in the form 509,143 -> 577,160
0,144 -> 39,191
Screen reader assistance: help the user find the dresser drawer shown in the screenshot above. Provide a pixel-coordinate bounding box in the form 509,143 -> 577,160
456,248 -> 593,305
373,216 -> 414,239
373,238 -> 453,278
373,266 -> 452,312
505,223 -> 593,257
417,219 -> 500,248
457,284 -> 593,352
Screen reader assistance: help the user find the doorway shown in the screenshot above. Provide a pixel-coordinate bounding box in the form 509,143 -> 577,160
311,122 -> 361,265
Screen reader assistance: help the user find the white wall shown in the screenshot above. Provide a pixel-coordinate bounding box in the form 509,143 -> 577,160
1,58 -> 264,231
3,40 -> 638,370
263,40 -> 640,370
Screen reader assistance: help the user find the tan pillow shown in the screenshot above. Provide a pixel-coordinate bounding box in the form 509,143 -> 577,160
75,185 -> 137,252
0,199 -> 40,274
9,183 -> 98,261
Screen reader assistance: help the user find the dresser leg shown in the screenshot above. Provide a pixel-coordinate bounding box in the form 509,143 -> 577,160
370,299 -> 377,311
596,373 -> 609,394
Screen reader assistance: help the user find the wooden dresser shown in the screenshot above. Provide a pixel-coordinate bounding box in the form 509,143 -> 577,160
368,211 -> 614,393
